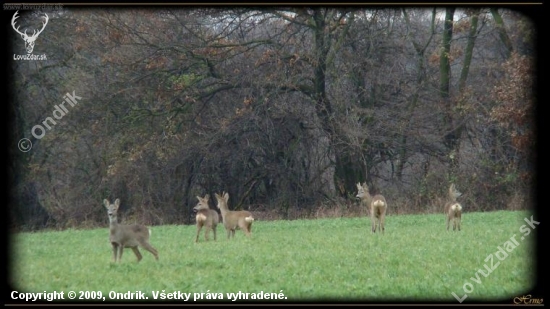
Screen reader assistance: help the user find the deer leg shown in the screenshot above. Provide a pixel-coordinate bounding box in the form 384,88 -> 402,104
205,228 -> 210,241
381,214 -> 385,234
196,224 -> 202,243
239,222 -> 251,237
111,243 -> 118,263
213,226 -> 217,241
117,245 -> 124,263
141,242 -> 159,261
453,215 -> 456,231
446,216 -> 451,231
375,212 -> 381,233
132,247 -> 143,262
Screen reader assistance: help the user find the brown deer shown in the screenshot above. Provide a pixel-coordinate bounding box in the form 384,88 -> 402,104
356,182 -> 388,233
103,198 -> 159,263
445,184 -> 463,231
215,192 -> 254,239
193,194 -> 220,243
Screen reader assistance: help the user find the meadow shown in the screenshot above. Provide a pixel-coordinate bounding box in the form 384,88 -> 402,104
8,210 -> 537,303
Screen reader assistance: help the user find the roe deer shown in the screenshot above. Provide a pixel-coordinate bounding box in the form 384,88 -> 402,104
445,184 -> 463,231
103,198 -> 159,263
215,192 -> 254,239
193,194 -> 220,243
356,182 -> 388,233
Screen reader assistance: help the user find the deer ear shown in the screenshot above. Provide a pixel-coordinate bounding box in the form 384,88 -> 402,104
103,199 -> 110,208
224,192 -> 229,201
204,194 -> 210,201
114,199 -> 120,208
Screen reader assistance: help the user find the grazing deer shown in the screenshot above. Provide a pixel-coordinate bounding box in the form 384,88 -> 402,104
445,184 -> 463,231
103,198 -> 159,263
193,194 -> 220,243
215,192 -> 254,239
356,182 -> 388,234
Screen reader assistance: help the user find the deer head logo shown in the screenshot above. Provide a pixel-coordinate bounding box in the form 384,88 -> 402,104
12,11 -> 49,54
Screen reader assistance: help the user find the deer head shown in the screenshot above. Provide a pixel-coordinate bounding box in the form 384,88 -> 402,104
449,183 -> 462,201
12,11 -> 49,54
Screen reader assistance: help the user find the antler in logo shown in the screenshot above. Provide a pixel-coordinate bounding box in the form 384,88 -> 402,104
12,10 -> 49,54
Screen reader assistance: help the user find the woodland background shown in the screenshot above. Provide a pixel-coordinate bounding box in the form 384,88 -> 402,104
8,6 -> 537,231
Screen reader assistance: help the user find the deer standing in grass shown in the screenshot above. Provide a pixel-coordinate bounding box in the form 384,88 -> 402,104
193,194 -> 220,243
103,198 -> 159,263
445,184 -> 463,231
356,182 -> 387,234
215,192 -> 254,239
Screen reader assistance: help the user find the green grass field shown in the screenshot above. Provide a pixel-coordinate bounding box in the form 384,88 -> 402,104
9,210 -> 537,303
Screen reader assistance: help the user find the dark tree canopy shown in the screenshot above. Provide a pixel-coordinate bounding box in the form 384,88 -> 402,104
8,6 -> 537,231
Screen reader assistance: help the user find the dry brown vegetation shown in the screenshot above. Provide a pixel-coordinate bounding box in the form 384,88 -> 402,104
9,7 -> 536,231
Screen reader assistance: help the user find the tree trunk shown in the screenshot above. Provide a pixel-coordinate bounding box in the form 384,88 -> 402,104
10,99 -> 51,231
310,8 -> 337,196
397,8 -> 435,180
440,8 -> 461,180
439,8 -> 454,100
458,9 -> 480,92
490,8 -> 513,60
